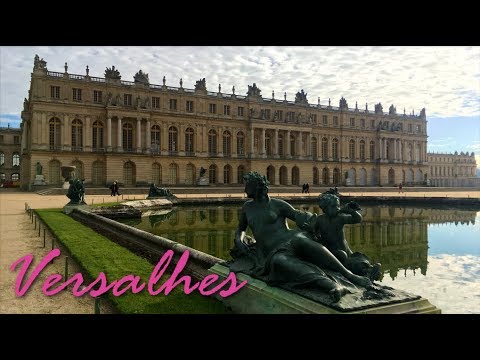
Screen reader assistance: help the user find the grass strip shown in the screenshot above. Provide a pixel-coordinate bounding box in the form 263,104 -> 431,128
36,208 -> 227,314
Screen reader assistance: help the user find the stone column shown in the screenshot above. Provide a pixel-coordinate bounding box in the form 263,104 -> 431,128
162,123 -> 168,154
202,125 -> 208,155
145,119 -> 151,154
232,129 -> 237,157
107,117 -> 112,151
274,129 -> 279,158
286,130 -> 291,157
41,113 -> 47,146
117,117 -> 123,152
250,128 -> 255,157
218,127 -> 224,157
85,116 -> 91,151
136,117 -> 142,153
296,133 -> 301,157
412,140 -> 417,162
260,128 -> 266,156
392,138 -> 396,161
63,114 -> 70,151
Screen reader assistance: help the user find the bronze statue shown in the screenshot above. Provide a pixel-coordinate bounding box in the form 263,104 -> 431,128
66,178 -> 86,205
301,192 -> 382,281
147,183 -> 174,199
228,171 -> 371,302
36,162 -> 43,175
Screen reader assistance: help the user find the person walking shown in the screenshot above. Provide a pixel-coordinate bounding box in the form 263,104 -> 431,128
398,183 -> 403,194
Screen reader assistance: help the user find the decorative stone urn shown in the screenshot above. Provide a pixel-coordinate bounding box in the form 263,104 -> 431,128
61,165 -> 76,189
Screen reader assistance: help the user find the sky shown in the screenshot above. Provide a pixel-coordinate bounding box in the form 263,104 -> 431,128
1,46 -> 479,166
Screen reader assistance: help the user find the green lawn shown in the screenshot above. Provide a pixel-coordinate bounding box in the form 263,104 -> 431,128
36,209 -> 228,314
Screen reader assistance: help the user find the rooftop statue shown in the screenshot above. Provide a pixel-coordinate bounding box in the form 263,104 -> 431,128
105,65 -> 121,80
134,70 -> 149,85
389,104 -> 396,115
420,107 -> 426,119
228,171 -> 372,303
66,178 -> 86,205
33,54 -> 47,70
375,103 -> 383,114
339,97 -> 348,109
247,83 -> 262,97
195,78 -> 207,91
295,89 -> 308,104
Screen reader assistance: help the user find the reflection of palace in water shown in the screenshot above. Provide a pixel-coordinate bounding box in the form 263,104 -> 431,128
126,205 -> 478,281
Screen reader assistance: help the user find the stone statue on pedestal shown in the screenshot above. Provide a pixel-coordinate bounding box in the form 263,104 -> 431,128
197,167 -> 208,186
33,162 -> 46,185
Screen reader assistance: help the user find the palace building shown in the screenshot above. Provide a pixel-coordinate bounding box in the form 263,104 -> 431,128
427,151 -> 479,187
19,55 -> 429,190
0,125 -> 22,184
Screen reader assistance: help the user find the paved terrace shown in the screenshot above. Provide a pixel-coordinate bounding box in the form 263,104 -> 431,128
1,188 -> 479,314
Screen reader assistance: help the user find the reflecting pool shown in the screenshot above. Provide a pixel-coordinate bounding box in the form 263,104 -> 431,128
119,205 -> 480,314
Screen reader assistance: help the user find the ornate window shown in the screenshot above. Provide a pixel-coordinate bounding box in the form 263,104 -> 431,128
71,119 -> 83,150
49,117 -> 61,150
185,127 -> 194,155
92,121 -> 104,150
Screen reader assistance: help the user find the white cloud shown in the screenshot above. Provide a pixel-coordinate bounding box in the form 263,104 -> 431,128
1,46 -> 479,120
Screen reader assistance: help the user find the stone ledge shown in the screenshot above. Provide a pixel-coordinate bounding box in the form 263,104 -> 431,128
209,264 -> 441,314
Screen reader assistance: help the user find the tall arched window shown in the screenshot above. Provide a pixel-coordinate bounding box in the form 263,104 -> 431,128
208,129 -> 217,155
168,126 -> 178,153
223,130 -> 231,156
185,127 -> 194,155
209,164 -> 217,184
92,121 -> 104,150
71,160 -> 83,180
223,165 -> 231,184
290,134 -> 296,156
333,168 -> 341,185
322,137 -> 328,160
71,119 -> 83,150
322,168 -> 329,185
49,117 -> 61,150
313,167 -> 319,185
185,163 -> 195,185
236,132 -> 245,156
311,137 -> 317,158
91,161 -> 106,185
267,165 -> 275,185
369,141 -> 375,160
291,166 -> 299,185
48,159 -> 62,185
151,125 -> 160,154
0,152 -> 4,165
279,166 -> 288,185
360,140 -> 365,160
123,161 -> 136,185
122,123 -> 133,151
237,165 -> 245,184
349,139 -> 355,159
332,138 -> 339,160
265,132 -> 272,156
12,153 -> 20,166
278,134 -> 284,156
169,163 -> 178,184
152,163 -> 162,185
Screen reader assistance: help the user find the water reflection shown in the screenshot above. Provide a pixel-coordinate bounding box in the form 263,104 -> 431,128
120,205 -> 477,281
118,205 -> 480,313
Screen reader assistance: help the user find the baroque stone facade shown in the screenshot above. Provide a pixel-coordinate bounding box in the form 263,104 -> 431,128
427,151 -> 479,187
20,55 -> 428,190
0,126 -> 22,184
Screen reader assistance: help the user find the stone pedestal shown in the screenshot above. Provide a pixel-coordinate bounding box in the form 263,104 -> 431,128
209,264 -> 441,314
33,175 -> 46,185
197,176 -> 209,186
63,204 -> 90,214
